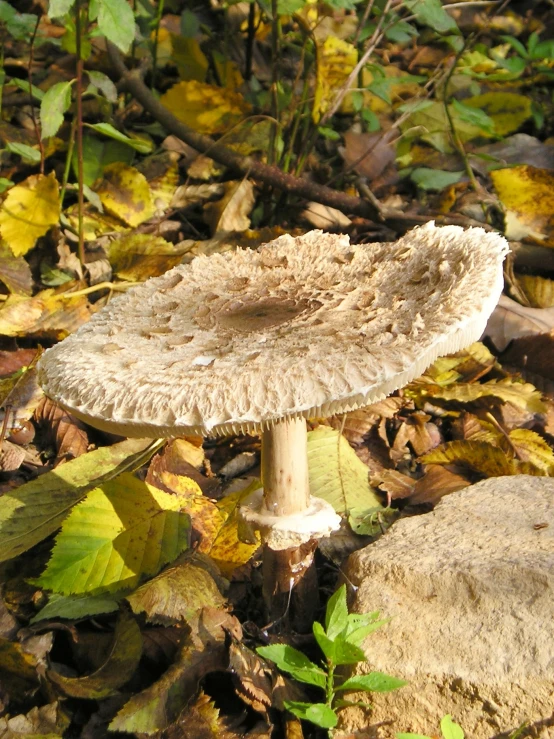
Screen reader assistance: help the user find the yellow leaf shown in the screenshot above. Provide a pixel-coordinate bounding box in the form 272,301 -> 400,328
95,162 -> 154,227
517,274 -> 554,308
168,33 -> 209,82
107,233 -> 189,281
464,92 -> 532,137
0,172 -> 60,256
419,378 -> 545,413
161,80 -> 251,135
491,165 -> 554,245
0,289 -> 94,339
211,481 -> 261,576
421,439 -> 516,477
313,36 -> 357,123
64,202 -> 127,240
213,58 -> 244,91
508,429 -> 554,474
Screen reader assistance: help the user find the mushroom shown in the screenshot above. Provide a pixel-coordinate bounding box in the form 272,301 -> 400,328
37,223 -> 508,621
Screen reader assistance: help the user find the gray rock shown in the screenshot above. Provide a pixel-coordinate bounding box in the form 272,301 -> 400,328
340,475 -> 554,739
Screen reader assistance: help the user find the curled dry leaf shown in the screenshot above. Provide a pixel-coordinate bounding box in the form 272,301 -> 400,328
486,294 -> 554,351
301,202 -> 352,230
0,240 -> 33,295
203,180 -> 256,235
409,464 -> 471,505
500,330 -> 554,382
0,701 -> 69,737
35,397 -> 89,462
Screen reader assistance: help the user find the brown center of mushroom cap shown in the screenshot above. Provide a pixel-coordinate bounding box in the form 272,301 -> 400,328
215,297 -> 321,332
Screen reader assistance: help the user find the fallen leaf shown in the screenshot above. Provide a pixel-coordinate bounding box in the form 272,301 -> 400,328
203,179 -> 256,235
36,472 -> 191,595
47,611 -> 142,699
30,592 -> 119,623
486,294 -> 554,350
420,439 -> 547,477
0,438 -> 162,563
126,561 -> 225,625
409,464 -> 470,505
0,289 -> 94,339
35,396 -> 89,462
412,376 -> 545,413
340,130 -> 396,181
500,330 -> 554,381
313,36 -> 357,122
0,702 -> 69,738
0,240 -> 33,295
301,202 -> 352,229
0,172 -> 60,256
491,165 -> 554,244
161,80 -> 251,135
464,92 -> 532,137
517,274 -> 554,308
95,162 -> 154,227
107,233 -> 188,281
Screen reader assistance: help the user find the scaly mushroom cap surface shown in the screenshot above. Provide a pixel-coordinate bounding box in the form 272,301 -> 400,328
38,223 -> 509,437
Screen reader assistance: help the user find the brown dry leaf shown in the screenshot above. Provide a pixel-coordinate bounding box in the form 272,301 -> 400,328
64,203 -> 127,240
301,202 -> 352,229
95,162 -> 154,227
392,411 -> 442,458
517,274 -> 554,308
161,80 -> 251,135
0,173 -> 60,257
500,330 -> 554,381
229,640 -> 307,714
410,464 -> 471,505
160,690 -> 235,739
486,294 -> 554,351
0,289 -> 94,339
313,36 -> 357,122
126,561 -> 226,626
373,469 -> 416,500
35,397 -> 89,462
340,131 -> 396,180
0,440 -> 26,472
0,702 -> 70,738
491,166 -> 554,245
107,233 -> 188,281
203,180 -> 256,235
0,355 -> 43,430
170,183 -> 225,210
0,241 -> 33,295
138,154 -> 180,211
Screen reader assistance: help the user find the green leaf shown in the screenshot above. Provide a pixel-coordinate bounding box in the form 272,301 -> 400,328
256,645 -> 326,688
313,621 -> 336,662
284,702 -> 338,729
86,70 -> 117,102
325,584 -> 349,640
48,0 -> 76,17
0,0 -> 15,21
332,635 -> 367,666
86,122 -> 153,153
36,473 -> 191,595
0,438 -> 162,563
403,0 -> 458,34
500,35 -> 528,59
441,715 -> 465,739
96,0 -> 135,53
180,9 -> 200,37
9,78 -> 45,101
410,168 -> 465,191
30,592 -> 120,623
451,99 -> 495,134
77,133 -> 134,186
5,142 -> 41,163
0,178 -> 13,193
307,427 -> 382,516
41,81 -> 73,139
338,672 -> 408,693
47,611 -> 142,699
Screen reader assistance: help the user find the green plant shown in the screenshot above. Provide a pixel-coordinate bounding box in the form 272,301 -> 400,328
257,584 -> 406,734
396,714 -> 465,739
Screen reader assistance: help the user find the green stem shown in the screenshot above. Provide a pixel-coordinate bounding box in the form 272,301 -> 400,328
74,0 -> 85,265
60,116 -> 77,206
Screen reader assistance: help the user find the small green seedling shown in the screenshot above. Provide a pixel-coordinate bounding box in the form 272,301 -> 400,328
397,714 -> 465,739
257,584 -> 407,734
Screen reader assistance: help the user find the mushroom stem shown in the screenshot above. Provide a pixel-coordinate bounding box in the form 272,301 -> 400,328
261,417 -> 310,517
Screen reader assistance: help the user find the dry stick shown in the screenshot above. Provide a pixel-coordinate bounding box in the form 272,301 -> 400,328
28,15 -> 45,175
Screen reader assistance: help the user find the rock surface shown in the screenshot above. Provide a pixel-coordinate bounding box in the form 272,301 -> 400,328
340,475 -> 554,739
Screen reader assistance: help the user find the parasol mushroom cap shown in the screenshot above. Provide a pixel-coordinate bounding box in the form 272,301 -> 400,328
38,223 -> 509,437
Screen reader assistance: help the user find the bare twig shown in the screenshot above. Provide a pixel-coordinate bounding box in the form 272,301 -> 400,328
28,14 -> 45,175
75,0 -> 85,265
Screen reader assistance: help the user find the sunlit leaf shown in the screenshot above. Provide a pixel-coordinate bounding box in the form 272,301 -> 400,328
307,426 -> 382,515
160,80 -> 251,135
211,482 -> 262,576
0,173 -> 60,256
126,561 -> 225,625
31,592 -> 120,623
203,179 -> 256,235
47,611 -> 142,698
464,92 -> 532,137
424,378 -> 545,413
0,439 -> 162,563
0,289 -> 94,339
36,473 -> 191,595
107,233 -> 188,281
509,429 -> 554,474
518,274 -> 554,308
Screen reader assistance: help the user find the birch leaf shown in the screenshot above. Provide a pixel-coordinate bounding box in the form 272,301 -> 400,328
160,80 -> 251,135
313,37 -> 357,123
95,163 -> 154,227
